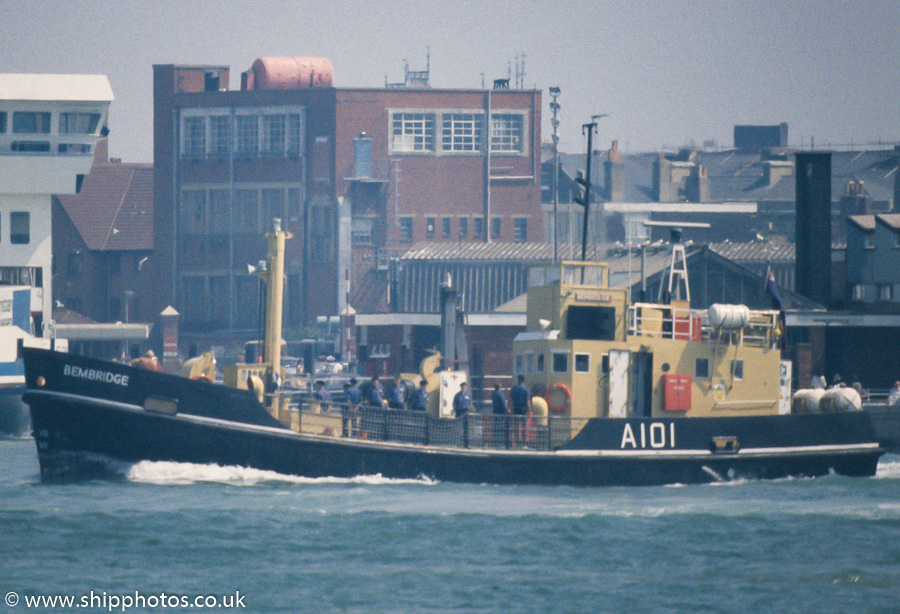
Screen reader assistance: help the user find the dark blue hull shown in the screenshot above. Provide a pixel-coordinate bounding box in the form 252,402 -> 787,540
23,348 -> 883,486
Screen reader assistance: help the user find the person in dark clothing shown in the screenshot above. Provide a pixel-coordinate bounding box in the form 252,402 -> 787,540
366,378 -> 386,408
510,375 -> 530,414
410,379 -> 429,411
510,375 -> 530,446
346,377 -> 362,407
491,383 -> 507,414
388,374 -> 407,410
491,382 -> 509,448
453,382 -> 472,418
313,380 -> 331,402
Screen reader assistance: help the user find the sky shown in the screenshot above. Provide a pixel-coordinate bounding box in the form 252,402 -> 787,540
1,0 -> 898,163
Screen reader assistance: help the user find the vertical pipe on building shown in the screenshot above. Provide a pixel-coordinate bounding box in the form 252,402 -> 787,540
228,107 -> 236,330
484,88 -> 492,243
172,108 -> 179,308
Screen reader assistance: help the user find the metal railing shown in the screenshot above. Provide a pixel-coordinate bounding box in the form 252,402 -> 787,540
286,398 -> 590,452
627,304 -> 779,348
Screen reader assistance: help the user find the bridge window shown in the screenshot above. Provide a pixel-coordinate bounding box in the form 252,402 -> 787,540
730,360 -> 743,380
575,353 -> 590,373
566,305 -> 616,341
551,351 -> 569,373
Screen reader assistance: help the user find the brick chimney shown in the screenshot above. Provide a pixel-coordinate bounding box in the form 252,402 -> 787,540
604,140 -> 624,202
686,164 -> 710,202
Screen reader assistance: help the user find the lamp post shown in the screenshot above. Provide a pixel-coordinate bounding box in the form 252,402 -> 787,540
549,87 -> 561,261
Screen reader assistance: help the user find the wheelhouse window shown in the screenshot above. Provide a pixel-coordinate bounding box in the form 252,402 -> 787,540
13,112 -> 51,134
514,354 -> 524,376
10,212 -> 29,244
458,217 -> 468,239
391,112 -> 435,153
730,360 -> 743,380
552,351 -> 569,373
426,217 -> 436,239
441,113 -> 482,152
473,217 -> 483,240
492,217 -> 501,239
695,358 -> 710,379
490,113 -> 524,153
575,353 -> 590,373
566,306 -> 616,341
0,111 -> 6,132
442,217 -> 451,239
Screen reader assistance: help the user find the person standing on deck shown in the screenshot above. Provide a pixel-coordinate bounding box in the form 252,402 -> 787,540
410,379 -> 429,411
367,378 -> 386,408
388,374 -> 408,410
346,377 -> 362,407
453,382 -> 472,418
510,375 -> 531,445
491,382 -> 509,448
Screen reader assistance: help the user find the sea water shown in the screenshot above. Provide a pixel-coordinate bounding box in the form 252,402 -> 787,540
0,437 -> 897,614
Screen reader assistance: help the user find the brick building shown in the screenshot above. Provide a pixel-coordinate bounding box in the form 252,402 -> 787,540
151,58 -> 543,353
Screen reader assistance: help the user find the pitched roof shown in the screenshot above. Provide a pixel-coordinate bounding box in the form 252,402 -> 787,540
559,147 -> 900,205
56,162 -> 153,251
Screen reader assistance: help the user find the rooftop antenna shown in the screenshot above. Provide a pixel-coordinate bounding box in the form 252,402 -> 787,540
574,114 -> 609,263
643,221 -> 710,303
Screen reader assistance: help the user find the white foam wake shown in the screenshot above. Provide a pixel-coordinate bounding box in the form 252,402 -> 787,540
874,456 -> 900,480
125,460 -> 437,487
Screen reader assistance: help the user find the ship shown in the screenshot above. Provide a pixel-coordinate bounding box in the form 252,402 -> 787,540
0,285 -> 66,437
22,220 -> 883,486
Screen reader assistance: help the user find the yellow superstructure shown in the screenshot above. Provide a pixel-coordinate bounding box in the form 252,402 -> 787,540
512,261 -> 787,421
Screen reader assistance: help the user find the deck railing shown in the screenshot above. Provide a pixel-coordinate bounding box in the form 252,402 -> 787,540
627,303 -> 779,348
282,399 -> 590,452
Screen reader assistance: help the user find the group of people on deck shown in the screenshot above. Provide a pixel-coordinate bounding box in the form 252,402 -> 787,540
315,373 -> 535,420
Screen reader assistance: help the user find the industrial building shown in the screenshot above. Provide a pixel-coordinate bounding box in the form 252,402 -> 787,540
151,57 -> 543,354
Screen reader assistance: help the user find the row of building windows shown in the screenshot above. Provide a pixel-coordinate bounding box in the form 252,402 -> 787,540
179,186 -> 304,238
851,283 -> 900,302
390,111 -> 526,155
180,108 -> 305,158
352,215 -> 528,245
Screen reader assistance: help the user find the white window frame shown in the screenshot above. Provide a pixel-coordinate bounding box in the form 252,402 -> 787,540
182,115 -> 206,157
390,112 -> 435,153
574,352 -> 590,373
490,113 -> 526,154
441,113 -> 483,152
208,115 -> 230,157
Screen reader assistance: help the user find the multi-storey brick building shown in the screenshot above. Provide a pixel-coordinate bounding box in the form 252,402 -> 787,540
152,58 -> 542,352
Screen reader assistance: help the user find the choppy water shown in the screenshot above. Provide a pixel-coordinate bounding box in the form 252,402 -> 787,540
0,437 -> 898,613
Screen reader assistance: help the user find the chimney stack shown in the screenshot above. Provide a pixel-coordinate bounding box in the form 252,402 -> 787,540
795,152 -> 832,306
604,140 -> 624,202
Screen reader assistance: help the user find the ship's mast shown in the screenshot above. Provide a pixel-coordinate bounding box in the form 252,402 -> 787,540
264,218 -> 292,401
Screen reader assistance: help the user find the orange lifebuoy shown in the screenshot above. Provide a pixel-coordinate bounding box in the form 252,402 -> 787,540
545,383 -> 572,414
